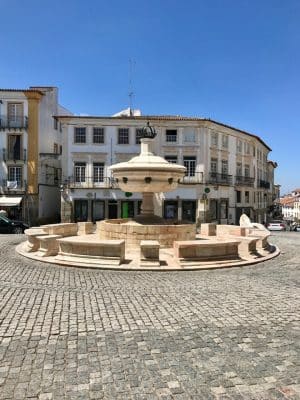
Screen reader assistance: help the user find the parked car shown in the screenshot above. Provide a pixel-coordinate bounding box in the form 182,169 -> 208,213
266,220 -> 286,231
291,224 -> 300,232
0,215 -> 29,234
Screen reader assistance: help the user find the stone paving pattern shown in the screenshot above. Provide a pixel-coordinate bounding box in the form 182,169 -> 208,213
0,233 -> 299,400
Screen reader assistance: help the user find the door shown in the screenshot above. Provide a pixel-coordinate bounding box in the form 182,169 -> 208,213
182,200 -> 196,222
108,200 -> 117,219
92,200 -> 105,222
0,216 -> 10,233
121,201 -> 134,218
74,200 -> 88,222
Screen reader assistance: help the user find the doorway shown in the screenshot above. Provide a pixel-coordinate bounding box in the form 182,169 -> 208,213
108,200 -> 117,219
74,200 -> 88,222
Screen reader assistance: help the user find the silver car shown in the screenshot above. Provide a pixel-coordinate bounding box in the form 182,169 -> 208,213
266,220 -> 286,231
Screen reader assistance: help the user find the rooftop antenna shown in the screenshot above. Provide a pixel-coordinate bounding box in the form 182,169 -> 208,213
129,58 -> 136,116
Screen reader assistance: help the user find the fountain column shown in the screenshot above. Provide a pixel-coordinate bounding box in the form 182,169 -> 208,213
141,192 -> 154,216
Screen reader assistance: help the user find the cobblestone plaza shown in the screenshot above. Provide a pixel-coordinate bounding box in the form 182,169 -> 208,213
0,233 -> 299,399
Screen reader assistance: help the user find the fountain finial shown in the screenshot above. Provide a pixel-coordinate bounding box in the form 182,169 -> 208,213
141,121 -> 157,139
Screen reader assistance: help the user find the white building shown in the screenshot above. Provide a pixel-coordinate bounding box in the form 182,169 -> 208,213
0,86 -> 70,224
57,112 -> 277,226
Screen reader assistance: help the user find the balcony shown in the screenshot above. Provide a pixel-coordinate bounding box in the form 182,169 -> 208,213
0,116 -> 28,130
2,148 -> 27,162
2,179 -> 26,191
235,175 -> 255,187
179,172 -> 203,184
207,172 -> 232,185
67,176 -> 119,189
259,180 -> 271,189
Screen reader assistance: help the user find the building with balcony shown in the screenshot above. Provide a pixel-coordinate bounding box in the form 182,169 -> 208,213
57,111 -> 277,225
0,87 -> 70,224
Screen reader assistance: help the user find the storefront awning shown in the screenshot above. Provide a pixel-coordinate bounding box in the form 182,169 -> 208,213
0,197 -> 23,207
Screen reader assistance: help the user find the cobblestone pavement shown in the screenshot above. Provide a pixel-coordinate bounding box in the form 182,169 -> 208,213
0,233 -> 299,400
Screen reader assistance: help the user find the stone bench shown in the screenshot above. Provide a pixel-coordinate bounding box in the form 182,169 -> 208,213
200,223 -> 217,236
140,240 -> 160,267
55,235 -> 125,266
233,236 -> 259,259
24,228 -> 49,252
37,235 -> 62,257
247,230 -> 271,252
77,222 -> 94,236
216,225 -> 246,237
42,223 -> 78,237
174,239 -> 240,263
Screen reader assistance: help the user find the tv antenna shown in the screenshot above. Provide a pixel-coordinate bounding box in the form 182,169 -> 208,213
129,58 -> 136,116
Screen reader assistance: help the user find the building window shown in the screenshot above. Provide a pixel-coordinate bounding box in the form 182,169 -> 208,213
74,162 -> 86,183
183,156 -> 196,176
7,103 -> 23,127
211,132 -> 218,147
93,163 -> 104,183
166,129 -> 177,142
236,162 -> 242,176
135,129 -> 143,144
236,190 -> 241,203
237,139 -> 242,153
118,128 -> 129,144
245,191 -> 250,203
7,135 -> 21,160
54,118 -> 58,130
211,158 -> 218,173
53,143 -> 58,154
244,142 -> 250,154
221,159 -> 228,175
165,155 -> 178,164
184,129 -> 196,143
222,135 -> 228,148
8,166 -> 22,187
244,164 -> 250,177
93,128 -> 104,144
74,127 -> 86,144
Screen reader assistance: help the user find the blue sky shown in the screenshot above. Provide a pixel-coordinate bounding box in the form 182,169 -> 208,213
1,0 -> 299,194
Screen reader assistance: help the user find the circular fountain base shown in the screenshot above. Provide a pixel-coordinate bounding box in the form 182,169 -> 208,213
97,218 -> 196,248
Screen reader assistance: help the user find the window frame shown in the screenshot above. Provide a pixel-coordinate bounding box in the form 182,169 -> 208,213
183,156 -> 196,177
93,127 -> 105,144
8,165 -> 22,187
118,128 -> 129,144
165,129 -> 177,143
165,155 -> 178,164
93,162 -> 105,183
74,127 -> 86,144
74,162 -> 86,183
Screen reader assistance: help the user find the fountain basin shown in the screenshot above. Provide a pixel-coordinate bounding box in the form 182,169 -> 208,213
97,219 -> 196,248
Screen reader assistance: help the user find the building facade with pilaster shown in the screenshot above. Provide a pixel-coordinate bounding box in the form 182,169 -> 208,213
58,113 -> 277,226
0,86 -> 69,224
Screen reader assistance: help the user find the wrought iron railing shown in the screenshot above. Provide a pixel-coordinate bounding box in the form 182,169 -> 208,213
179,172 -> 203,184
0,116 -> 28,129
235,175 -> 255,187
2,148 -> 26,162
259,180 -> 270,189
66,176 -> 119,189
2,179 -> 26,191
207,172 -> 233,185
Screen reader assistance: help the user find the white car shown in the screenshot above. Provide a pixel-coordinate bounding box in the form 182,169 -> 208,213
266,221 -> 286,231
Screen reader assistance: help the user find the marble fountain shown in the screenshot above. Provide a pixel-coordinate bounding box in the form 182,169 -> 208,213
17,123 -> 280,270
